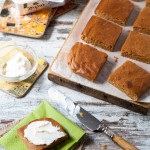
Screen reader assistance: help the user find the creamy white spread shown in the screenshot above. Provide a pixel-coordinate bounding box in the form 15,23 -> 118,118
48,87 -> 80,117
4,52 -> 32,77
24,121 -> 66,145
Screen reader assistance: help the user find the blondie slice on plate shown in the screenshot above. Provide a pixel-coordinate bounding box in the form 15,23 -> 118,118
18,118 -> 68,150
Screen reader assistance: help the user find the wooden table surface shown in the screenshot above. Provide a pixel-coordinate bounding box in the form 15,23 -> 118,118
0,0 -> 150,150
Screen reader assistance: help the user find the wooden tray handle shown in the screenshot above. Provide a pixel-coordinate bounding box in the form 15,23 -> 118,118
112,134 -> 138,150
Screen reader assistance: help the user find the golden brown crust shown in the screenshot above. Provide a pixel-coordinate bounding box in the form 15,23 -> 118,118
17,118 -> 68,150
95,0 -> 134,26
108,61 -> 150,100
133,7 -> 150,35
121,31 -> 150,64
146,0 -> 150,6
81,16 -> 122,51
67,42 -> 108,81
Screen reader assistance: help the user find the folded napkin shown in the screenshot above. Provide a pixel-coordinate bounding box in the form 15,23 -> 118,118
0,100 -> 85,150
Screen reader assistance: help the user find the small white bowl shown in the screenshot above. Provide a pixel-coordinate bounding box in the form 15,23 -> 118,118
0,43 -> 38,82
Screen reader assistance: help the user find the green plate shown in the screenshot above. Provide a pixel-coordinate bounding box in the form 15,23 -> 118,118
0,101 -> 85,150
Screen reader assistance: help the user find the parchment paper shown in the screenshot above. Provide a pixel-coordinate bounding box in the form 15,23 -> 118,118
51,0 -> 150,103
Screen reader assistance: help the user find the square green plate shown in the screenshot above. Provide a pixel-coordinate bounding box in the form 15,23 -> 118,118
0,101 -> 85,150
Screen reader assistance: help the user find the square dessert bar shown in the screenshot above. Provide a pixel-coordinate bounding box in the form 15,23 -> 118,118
81,16 -> 122,51
18,118 -> 68,150
121,31 -> 150,64
146,0 -> 150,6
95,0 -> 134,26
108,61 -> 150,100
67,42 -> 108,81
133,7 -> 150,35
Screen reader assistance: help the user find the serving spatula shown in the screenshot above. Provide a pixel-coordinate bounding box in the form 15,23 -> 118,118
48,88 -> 138,150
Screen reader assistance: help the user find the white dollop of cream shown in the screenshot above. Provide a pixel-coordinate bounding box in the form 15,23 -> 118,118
5,52 -> 32,77
24,121 -> 66,145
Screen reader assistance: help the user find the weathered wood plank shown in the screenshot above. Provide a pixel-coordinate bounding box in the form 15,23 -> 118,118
0,0 -> 150,150
48,71 -> 150,115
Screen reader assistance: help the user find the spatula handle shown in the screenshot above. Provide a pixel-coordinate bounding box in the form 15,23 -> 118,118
112,134 -> 138,150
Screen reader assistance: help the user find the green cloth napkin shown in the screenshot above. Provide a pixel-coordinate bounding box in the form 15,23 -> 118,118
0,101 -> 85,150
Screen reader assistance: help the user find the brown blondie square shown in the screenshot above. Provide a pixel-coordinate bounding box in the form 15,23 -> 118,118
121,31 -> 150,64
133,7 -> 150,35
67,42 -> 108,81
108,61 -> 150,100
95,0 -> 134,26
146,0 -> 150,6
17,118 -> 68,150
81,16 -> 122,51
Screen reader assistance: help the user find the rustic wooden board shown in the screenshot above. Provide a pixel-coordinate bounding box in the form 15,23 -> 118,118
0,58 -> 48,98
48,70 -> 150,115
48,0 -> 150,115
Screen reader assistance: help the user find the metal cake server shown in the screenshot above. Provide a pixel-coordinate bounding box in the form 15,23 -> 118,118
48,88 -> 138,150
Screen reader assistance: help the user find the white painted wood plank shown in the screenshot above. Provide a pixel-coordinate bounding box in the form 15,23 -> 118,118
0,0 -> 149,150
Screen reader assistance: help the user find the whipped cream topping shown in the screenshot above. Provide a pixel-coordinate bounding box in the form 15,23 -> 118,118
24,120 -> 66,145
4,52 -> 32,77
